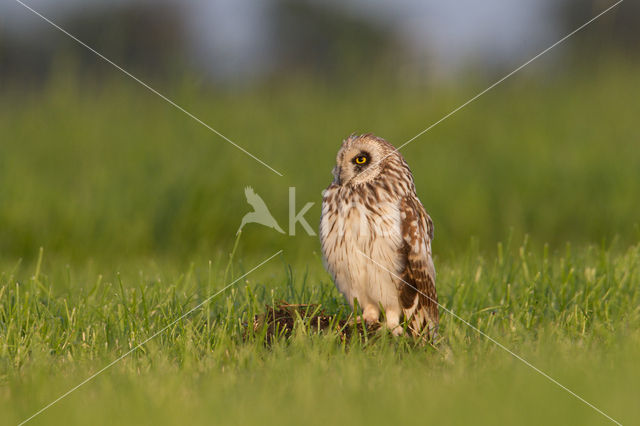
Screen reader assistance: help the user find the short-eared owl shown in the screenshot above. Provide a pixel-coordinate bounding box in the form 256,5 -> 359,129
319,133 -> 438,337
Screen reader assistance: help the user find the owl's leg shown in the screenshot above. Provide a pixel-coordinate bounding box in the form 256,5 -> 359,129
361,304 -> 380,324
385,310 -> 403,336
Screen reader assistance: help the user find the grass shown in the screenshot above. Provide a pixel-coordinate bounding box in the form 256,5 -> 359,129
2,241 -> 639,425
1,56 -> 640,425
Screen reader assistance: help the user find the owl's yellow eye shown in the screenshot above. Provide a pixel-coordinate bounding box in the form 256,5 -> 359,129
355,156 -> 367,165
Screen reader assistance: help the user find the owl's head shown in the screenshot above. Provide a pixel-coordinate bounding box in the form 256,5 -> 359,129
332,133 -> 399,186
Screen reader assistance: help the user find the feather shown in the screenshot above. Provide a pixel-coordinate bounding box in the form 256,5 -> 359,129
399,195 -> 439,337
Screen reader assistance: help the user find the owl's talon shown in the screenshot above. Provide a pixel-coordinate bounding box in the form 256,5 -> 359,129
361,305 -> 380,324
351,315 -> 379,326
391,326 -> 404,336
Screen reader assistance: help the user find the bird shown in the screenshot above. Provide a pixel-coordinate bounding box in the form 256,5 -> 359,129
237,186 -> 285,235
319,133 -> 438,337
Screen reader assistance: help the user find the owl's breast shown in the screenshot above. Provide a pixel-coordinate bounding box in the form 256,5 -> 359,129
319,185 -> 404,299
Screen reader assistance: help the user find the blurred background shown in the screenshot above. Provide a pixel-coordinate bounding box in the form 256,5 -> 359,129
1,0 -> 639,264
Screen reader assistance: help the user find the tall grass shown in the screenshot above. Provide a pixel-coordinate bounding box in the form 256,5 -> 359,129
1,60 -> 639,262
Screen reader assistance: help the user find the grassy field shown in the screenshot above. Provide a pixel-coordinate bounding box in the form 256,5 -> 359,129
1,57 -> 640,425
2,242 -> 639,425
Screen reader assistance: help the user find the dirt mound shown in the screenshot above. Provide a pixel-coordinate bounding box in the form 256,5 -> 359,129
247,302 -> 381,342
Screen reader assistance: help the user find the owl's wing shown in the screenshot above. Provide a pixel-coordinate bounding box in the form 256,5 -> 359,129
398,195 -> 439,337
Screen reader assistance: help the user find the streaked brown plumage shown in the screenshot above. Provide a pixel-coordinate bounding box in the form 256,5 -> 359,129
319,133 -> 438,337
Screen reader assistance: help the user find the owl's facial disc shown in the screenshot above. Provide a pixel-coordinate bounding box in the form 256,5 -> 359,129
333,135 -> 392,186
335,148 -> 379,186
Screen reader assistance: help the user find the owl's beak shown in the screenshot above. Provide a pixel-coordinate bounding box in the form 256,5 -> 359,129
332,166 -> 342,185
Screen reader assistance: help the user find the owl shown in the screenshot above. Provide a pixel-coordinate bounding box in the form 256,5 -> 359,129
319,133 -> 438,337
